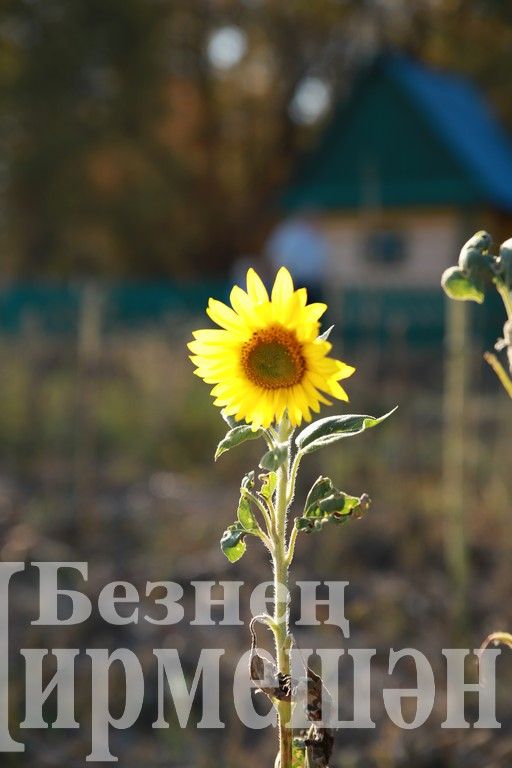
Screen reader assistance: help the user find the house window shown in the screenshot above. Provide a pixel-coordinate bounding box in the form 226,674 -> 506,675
365,229 -> 407,266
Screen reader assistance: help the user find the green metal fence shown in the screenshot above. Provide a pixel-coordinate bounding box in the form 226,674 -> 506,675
0,280 -> 502,347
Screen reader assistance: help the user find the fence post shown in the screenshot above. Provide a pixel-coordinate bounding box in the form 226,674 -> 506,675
74,282 -> 103,535
443,297 -> 469,639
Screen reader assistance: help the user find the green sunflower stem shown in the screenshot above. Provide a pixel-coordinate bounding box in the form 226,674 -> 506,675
484,352 -> 512,400
497,281 -> 512,322
490,281 -> 512,395
271,418 -> 293,768
286,448 -> 303,507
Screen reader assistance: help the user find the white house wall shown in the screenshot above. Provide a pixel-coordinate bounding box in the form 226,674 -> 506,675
320,211 -> 461,290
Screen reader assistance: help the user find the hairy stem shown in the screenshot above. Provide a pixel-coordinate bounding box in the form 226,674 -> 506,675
271,419 -> 292,768
492,281 -> 512,392
285,524 -> 299,567
244,489 -> 275,538
497,281 -> 512,321
286,449 -> 303,507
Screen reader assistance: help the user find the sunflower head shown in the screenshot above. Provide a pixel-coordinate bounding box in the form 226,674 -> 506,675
188,267 -> 355,430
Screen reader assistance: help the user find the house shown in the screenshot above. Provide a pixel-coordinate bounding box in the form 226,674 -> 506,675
280,54 -> 512,344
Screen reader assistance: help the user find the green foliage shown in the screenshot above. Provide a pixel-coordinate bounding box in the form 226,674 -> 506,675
220,522 -> 247,562
259,444 -> 288,471
458,230 -> 493,275
296,475 -> 370,532
237,496 -> 257,532
221,410 -> 239,429
304,476 -> 333,513
292,741 -> 306,768
295,408 -> 397,454
241,470 -> 256,492
259,471 -> 277,500
441,230 -> 512,398
441,266 -> 485,304
215,424 -> 264,460
221,470 -> 258,560
498,238 -> 512,290
442,231 -> 497,304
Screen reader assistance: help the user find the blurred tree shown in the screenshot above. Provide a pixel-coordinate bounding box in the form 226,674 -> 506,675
0,0 -> 511,277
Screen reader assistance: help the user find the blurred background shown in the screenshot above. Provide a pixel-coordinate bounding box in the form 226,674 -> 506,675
1,0 -> 512,766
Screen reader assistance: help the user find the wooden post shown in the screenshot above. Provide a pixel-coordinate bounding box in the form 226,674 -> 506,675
443,297 -> 470,639
20,311 -> 44,475
73,282 -> 103,537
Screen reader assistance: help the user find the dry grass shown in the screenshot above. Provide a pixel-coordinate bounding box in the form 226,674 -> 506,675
0,324 -> 511,766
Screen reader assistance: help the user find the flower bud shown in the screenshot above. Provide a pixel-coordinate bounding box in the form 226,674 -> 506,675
498,238 -> 512,287
500,237 -> 512,259
441,266 -> 484,304
458,231 -> 493,275
463,230 -> 492,252
458,246 -> 491,274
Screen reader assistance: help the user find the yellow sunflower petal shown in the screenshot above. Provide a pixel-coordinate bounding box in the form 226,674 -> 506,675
333,361 -> 356,380
207,298 -> 245,333
189,265 -> 355,428
327,380 -> 349,401
271,267 -> 294,310
192,329 -> 232,342
304,302 -> 327,323
246,268 -> 269,303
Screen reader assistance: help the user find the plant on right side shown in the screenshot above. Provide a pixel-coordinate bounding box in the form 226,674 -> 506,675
441,230 -> 512,398
442,230 -> 512,650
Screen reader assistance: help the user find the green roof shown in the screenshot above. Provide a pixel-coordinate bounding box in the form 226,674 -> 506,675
283,55 -> 512,211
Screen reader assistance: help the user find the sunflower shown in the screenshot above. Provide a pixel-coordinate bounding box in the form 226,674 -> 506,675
188,267 -> 355,429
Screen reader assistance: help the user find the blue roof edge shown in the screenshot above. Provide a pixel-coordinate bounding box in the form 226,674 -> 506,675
384,54 -> 512,211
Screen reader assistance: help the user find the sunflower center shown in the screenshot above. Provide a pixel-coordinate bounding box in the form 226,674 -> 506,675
241,325 -> 306,389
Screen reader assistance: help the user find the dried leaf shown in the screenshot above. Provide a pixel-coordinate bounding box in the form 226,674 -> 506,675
249,619 -> 291,703
250,651 -> 291,702
304,728 -> 334,768
293,666 -> 335,767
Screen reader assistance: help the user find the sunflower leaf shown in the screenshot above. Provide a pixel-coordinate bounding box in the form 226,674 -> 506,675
304,476 -> 333,515
318,491 -> 363,516
215,424 -> 265,460
237,496 -> 257,532
259,471 -> 277,500
241,469 -> 255,490
220,522 -> 247,562
295,407 -> 397,454
259,445 -> 288,471
296,490 -> 371,533
441,265 -> 485,303
221,410 -> 239,429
